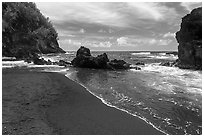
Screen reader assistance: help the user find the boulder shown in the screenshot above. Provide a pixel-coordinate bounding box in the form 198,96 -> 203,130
176,7 -> 202,70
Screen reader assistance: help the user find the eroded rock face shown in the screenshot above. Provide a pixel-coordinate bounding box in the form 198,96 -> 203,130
176,7 -> 202,70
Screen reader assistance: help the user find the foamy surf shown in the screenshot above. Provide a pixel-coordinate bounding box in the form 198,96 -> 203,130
141,64 -> 202,95
2,60 -> 29,68
2,60 -> 65,69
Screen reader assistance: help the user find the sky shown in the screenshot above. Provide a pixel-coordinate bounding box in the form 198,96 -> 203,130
36,2 -> 202,51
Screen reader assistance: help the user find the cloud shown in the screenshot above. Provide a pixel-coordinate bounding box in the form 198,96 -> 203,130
117,37 -> 128,45
163,32 -> 175,38
180,2 -> 202,12
98,29 -> 106,33
126,2 -> 178,22
81,40 -> 112,48
91,41 -> 112,48
37,2 -> 179,29
79,28 -> 85,33
37,2 -> 127,28
60,39 -> 82,47
35,2 -> 197,51
117,36 -> 172,47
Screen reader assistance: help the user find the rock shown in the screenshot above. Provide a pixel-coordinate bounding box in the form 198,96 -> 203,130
160,60 -> 178,67
76,46 -> 91,57
135,61 -> 145,65
95,53 -> 110,68
176,7 -> 202,70
108,59 -> 131,69
32,56 -> 48,65
160,62 -> 171,67
58,60 -> 72,67
71,46 -> 137,70
71,46 -> 109,69
47,59 -> 53,65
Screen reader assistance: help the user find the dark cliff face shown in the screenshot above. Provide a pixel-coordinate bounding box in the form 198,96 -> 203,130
2,2 -> 65,59
176,7 -> 202,70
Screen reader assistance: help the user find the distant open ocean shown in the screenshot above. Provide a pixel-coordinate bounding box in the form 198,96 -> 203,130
3,51 -> 202,135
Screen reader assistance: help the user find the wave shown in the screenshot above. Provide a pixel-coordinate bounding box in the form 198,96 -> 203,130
141,63 -> 202,95
148,55 -> 178,60
131,52 -> 151,55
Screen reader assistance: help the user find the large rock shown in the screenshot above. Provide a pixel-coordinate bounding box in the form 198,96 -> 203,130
176,7 -> 202,70
71,46 -> 138,70
71,46 -> 109,69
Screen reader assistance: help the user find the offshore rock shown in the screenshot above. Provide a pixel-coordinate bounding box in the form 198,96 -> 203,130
175,7 -> 202,70
71,46 -> 139,70
71,46 -> 109,69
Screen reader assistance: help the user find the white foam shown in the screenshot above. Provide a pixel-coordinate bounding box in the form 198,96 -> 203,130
142,64 -> 202,95
65,52 -> 75,55
2,60 -> 29,68
131,52 -> 151,55
159,53 -> 166,56
39,56 -> 56,62
41,68 -> 69,73
27,64 -> 64,68
148,55 -> 178,60
2,60 -> 65,69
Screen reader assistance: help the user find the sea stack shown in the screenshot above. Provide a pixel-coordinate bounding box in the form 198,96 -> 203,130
176,7 -> 202,70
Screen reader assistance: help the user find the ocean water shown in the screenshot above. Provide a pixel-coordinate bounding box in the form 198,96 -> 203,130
3,51 -> 202,135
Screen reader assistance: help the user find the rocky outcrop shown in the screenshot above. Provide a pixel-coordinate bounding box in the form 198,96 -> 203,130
176,7 -> 202,70
71,46 -> 140,70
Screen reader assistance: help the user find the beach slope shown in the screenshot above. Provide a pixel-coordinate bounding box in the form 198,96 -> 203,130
2,68 -> 164,135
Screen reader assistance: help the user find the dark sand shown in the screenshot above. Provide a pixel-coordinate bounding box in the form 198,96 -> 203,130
2,68 -> 164,135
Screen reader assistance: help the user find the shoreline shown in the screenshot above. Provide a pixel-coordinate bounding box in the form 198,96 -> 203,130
65,74 -> 167,135
2,67 -> 164,135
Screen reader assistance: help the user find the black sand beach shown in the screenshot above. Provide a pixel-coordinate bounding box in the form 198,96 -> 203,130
2,68 -> 164,135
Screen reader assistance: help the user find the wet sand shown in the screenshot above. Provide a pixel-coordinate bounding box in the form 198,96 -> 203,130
2,68 -> 164,135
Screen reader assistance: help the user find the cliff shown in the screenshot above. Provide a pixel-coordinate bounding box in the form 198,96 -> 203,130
176,7 -> 202,70
2,2 -> 65,59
